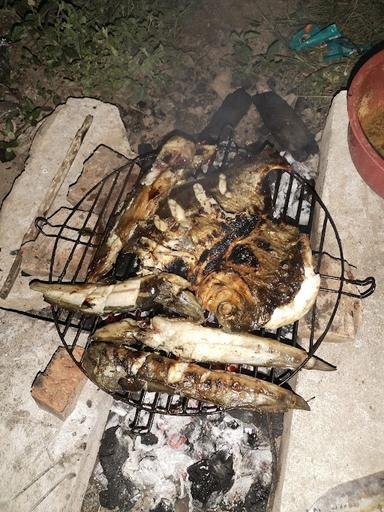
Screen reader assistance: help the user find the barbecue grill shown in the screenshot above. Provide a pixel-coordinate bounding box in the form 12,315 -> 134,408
35,137 -> 375,433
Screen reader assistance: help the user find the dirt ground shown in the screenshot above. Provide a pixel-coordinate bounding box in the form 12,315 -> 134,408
0,0 -> 345,208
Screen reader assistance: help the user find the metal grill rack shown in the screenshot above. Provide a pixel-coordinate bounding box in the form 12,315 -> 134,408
36,139 -> 375,433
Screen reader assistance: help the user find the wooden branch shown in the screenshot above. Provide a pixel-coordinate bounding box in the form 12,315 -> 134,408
0,114 -> 93,299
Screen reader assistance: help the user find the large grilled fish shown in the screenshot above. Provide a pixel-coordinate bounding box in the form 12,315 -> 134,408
117,147 -> 319,330
92,316 -> 334,371
82,341 -> 310,412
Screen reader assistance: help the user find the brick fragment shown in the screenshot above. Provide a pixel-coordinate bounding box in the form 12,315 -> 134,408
31,346 -> 86,420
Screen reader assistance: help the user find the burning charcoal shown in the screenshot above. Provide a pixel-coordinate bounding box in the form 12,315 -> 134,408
98,426 -> 139,510
187,450 -> 234,505
114,251 -> 140,280
140,432 -> 159,446
150,499 -> 174,512
247,432 -> 259,449
244,478 -> 271,512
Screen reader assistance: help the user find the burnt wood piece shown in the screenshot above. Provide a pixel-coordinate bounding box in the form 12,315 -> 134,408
199,88 -> 252,143
253,91 -> 318,161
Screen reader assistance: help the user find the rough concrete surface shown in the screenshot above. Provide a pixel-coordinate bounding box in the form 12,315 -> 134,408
275,91 -> 384,511
0,310 -> 112,512
0,97 -> 136,312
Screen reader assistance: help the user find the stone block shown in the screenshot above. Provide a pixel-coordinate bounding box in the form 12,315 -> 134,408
0,97 -> 136,311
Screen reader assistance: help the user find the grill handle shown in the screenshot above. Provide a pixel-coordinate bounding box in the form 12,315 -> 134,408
34,208 -> 97,247
320,274 -> 376,299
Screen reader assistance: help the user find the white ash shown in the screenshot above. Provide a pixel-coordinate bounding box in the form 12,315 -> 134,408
93,460 -> 108,488
100,402 -> 273,511
272,167 -> 313,226
281,151 -> 319,180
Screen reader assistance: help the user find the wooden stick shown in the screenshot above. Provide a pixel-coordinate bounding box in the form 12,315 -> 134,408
0,114 -> 93,299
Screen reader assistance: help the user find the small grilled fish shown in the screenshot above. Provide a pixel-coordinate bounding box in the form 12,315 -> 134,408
92,316 -> 334,371
82,341 -> 310,412
30,273 -> 203,320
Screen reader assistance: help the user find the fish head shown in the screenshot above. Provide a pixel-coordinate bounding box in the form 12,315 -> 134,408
196,271 -> 259,331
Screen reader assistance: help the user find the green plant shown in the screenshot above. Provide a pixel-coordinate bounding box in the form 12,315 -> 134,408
0,97 -> 50,161
230,23 -> 260,83
10,0 -> 192,100
0,118 -> 18,161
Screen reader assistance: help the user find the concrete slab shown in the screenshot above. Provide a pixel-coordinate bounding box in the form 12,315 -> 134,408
274,91 -> 384,511
0,310 -> 112,512
0,97 -> 136,312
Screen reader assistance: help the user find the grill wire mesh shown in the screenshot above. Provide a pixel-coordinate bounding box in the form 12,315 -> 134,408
35,138 -> 375,433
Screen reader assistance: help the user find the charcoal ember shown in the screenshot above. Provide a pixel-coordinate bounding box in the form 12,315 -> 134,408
244,478 -> 271,512
187,450 -> 234,505
140,432 -> 159,446
98,426 -> 138,510
247,432 -> 259,449
150,498 -> 174,512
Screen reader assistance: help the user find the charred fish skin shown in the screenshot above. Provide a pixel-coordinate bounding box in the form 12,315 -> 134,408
82,344 -> 175,395
83,342 -> 310,413
29,273 -> 204,320
92,316 -> 335,372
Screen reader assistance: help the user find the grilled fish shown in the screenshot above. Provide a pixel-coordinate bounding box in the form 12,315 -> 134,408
30,273 -> 203,320
92,316 -> 334,371
88,136 -> 216,282
119,147 -> 319,330
82,341 -> 310,412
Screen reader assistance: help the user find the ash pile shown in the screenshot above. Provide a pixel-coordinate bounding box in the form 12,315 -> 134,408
89,404 -> 277,512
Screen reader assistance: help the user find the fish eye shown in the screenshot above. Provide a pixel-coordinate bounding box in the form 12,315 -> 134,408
218,301 -> 234,317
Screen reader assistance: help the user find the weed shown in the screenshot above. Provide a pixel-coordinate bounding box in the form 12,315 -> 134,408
230,21 -> 261,84
9,0 -> 192,101
0,95 -> 50,161
0,117 -> 17,161
231,0 -> 384,100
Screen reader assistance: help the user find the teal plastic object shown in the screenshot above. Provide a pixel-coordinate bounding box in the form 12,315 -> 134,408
325,38 -> 369,62
289,23 -> 370,62
289,23 -> 342,51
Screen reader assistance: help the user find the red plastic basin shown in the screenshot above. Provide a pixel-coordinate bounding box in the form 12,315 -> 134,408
347,50 -> 384,198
